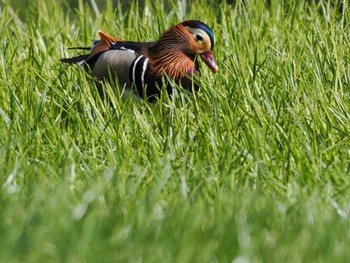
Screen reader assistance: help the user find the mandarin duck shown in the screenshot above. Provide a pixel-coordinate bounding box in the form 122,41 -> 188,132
60,20 -> 218,101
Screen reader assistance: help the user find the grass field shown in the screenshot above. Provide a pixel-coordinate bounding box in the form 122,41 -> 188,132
1,0 -> 350,262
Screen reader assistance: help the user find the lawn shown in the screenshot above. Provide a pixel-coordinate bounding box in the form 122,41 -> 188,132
1,0 -> 350,262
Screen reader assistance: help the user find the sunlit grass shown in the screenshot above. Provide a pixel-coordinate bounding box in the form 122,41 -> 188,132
1,0 -> 350,262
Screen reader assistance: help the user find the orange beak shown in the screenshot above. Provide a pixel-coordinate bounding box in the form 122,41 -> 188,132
200,50 -> 219,73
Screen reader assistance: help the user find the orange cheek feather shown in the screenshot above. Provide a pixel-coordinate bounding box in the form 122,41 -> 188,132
188,38 -> 211,54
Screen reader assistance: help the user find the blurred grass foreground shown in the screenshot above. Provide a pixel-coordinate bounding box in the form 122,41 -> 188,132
1,0 -> 350,262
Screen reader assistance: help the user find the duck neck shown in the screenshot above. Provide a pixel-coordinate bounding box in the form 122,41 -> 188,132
148,25 -> 196,78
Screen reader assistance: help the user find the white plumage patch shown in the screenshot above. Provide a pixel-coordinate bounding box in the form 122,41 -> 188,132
77,61 -> 86,66
141,58 -> 149,86
119,47 -> 136,53
131,55 -> 149,89
132,55 -> 144,84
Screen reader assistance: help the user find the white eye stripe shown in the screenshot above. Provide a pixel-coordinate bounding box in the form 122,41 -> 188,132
187,27 -> 211,44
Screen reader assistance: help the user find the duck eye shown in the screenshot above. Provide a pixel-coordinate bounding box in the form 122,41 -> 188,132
195,34 -> 203,41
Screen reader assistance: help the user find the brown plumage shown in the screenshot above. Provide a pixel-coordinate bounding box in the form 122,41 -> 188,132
148,23 -> 198,79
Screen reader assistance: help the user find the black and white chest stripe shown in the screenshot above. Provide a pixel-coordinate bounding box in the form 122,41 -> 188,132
130,55 -> 149,95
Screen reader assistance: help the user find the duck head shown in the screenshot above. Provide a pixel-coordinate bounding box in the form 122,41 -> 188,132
149,20 -> 219,77
180,20 -> 219,73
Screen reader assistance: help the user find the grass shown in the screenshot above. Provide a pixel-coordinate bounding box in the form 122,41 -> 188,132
1,0 -> 350,262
